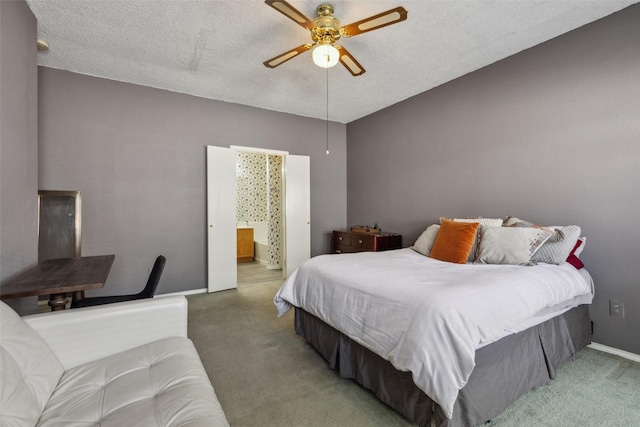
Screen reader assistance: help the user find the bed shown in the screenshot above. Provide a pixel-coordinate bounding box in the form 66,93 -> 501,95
274,220 -> 593,427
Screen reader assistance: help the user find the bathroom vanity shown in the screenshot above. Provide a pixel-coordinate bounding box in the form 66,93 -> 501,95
237,227 -> 255,263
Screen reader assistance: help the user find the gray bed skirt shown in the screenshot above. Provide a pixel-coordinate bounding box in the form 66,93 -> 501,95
294,304 -> 591,427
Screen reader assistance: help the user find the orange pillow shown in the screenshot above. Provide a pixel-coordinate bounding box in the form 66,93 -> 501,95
429,219 -> 479,264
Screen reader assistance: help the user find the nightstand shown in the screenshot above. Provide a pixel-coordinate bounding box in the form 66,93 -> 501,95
332,230 -> 402,254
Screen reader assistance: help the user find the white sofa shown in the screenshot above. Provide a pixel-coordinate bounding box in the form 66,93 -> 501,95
0,296 -> 229,427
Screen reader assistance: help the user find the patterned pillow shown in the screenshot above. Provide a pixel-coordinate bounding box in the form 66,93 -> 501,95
476,226 -> 554,265
503,216 -> 562,242
411,224 -> 440,256
441,217 -> 503,227
532,225 -> 581,265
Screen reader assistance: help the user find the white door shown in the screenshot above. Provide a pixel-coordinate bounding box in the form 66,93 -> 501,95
206,146 -> 237,292
284,155 -> 311,278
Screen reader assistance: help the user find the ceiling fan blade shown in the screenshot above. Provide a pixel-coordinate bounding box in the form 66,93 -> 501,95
265,0 -> 315,30
336,46 -> 366,76
264,44 -> 313,68
341,6 -> 408,37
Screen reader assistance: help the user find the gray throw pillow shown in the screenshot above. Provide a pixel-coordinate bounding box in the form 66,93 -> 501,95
411,224 -> 440,256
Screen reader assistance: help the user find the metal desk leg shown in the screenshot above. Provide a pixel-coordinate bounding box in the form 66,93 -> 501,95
48,293 -> 68,311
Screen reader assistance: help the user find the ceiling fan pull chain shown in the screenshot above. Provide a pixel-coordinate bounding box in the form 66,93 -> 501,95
326,65 -> 330,155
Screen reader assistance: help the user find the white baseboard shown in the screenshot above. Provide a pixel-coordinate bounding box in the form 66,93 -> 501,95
158,288 -> 208,298
588,342 -> 640,363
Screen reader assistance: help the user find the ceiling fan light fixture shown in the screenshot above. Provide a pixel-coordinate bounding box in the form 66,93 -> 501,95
264,0 -> 408,76
312,43 -> 339,68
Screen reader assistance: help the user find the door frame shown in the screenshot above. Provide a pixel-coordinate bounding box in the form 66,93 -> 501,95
230,145 -> 289,156
232,145 -> 289,279
207,145 -> 310,292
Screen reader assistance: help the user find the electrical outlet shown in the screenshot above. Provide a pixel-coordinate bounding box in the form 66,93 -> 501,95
609,299 -> 625,317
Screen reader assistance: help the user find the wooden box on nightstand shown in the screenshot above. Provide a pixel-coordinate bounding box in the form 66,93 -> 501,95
332,230 -> 402,254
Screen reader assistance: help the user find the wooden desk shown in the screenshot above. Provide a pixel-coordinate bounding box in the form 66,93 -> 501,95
0,255 -> 115,311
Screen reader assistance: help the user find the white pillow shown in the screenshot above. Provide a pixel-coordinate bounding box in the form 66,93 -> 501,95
476,226 -> 554,265
411,224 -> 440,256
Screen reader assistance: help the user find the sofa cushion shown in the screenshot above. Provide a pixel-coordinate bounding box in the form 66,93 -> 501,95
0,301 -> 64,427
37,336 -> 229,427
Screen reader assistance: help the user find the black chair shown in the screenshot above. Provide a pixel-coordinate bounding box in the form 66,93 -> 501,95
71,256 -> 166,308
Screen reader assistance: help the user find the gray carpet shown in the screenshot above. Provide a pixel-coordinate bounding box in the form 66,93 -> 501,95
187,282 -> 640,427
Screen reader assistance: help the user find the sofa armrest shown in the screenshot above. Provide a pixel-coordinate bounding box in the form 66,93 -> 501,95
23,296 -> 188,370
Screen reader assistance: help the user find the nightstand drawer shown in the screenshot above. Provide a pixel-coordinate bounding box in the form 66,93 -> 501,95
352,234 -> 373,249
334,231 -> 351,246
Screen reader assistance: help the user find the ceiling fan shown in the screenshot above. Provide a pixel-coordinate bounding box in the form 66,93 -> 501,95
263,1 -> 408,76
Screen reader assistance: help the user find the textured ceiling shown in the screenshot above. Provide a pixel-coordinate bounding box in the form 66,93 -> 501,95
26,0 -> 638,124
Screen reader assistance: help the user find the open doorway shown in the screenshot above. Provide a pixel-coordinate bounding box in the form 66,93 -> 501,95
206,145 -> 310,293
234,149 -> 284,286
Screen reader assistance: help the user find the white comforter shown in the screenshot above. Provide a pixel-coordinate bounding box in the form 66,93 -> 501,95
274,248 -> 593,418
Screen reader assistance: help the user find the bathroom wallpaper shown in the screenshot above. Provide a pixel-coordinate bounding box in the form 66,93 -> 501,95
236,151 -> 268,222
235,151 -> 282,269
267,154 -> 282,269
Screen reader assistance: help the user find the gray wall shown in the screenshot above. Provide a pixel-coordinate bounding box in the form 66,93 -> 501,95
0,0 -> 39,314
347,5 -> 640,355
38,68 -> 346,296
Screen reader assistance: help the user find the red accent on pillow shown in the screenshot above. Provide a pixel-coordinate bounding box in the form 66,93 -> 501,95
566,239 -> 584,269
566,255 -> 584,269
